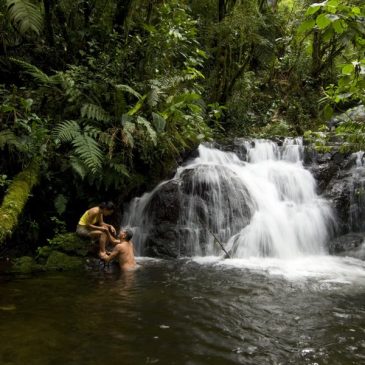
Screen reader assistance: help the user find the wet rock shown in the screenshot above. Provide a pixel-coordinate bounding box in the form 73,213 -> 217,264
145,181 -> 181,225
145,224 -> 181,258
47,232 -> 91,257
328,233 -> 365,255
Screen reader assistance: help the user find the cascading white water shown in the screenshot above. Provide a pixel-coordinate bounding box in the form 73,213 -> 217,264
123,138 -> 335,258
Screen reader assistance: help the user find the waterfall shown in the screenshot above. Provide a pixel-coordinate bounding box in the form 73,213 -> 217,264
123,138 -> 335,258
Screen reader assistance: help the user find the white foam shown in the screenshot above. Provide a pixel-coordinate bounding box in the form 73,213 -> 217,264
192,255 -> 365,284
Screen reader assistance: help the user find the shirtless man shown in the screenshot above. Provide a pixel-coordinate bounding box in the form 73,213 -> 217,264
76,201 -> 116,255
99,229 -> 137,271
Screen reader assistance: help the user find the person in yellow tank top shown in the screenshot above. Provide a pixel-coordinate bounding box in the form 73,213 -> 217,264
76,201 -> 116,256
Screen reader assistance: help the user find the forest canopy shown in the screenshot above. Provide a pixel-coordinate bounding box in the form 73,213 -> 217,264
0,0 -> 364,252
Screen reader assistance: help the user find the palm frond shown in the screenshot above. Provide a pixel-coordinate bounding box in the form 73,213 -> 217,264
6,0 -> 43,35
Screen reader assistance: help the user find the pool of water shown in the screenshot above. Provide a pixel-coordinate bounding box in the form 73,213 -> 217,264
1,256 -> 365,365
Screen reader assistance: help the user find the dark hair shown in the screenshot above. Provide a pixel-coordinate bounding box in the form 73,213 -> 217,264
99,201 -> 115,211
123,229 -> 133,241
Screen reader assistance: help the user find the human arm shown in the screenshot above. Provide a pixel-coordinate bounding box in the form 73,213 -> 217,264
100,243 -> 126,262
98,213 -> 116,235
105,229 -> 120,246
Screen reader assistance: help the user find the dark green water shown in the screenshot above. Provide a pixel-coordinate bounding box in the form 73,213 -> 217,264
1,258 -> 365,365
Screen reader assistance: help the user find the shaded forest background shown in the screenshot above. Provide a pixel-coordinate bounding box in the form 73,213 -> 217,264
0,0 -> 364,255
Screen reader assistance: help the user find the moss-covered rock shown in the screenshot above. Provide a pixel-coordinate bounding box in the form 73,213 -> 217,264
45,251 -> 84,271
47,232 -> 91,257
11,256 -> 43,274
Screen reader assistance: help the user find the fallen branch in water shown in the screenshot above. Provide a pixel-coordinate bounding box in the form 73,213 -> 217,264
199,219 -> 231,258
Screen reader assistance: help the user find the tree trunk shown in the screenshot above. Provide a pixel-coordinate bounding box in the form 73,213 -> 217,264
0,160 -> 40,245
43,0 -> 55,47
114,0 -> 134,33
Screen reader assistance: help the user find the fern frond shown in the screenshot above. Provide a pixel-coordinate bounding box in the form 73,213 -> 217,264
147,86 -> 161,108
81,103 -> 111,122
6,0 -> 43,35
10,58 -> 56,84
53,120 -> 80,142
72,134 -> 103,173
70,156 -> 87,180
0,129 -> 24,151
121,121 -> 135,148
115,84 -> 142,100
109,162 -> 130,177
83,125 -> 101,139
55,72 -> 82,102
136,116 -> 157,145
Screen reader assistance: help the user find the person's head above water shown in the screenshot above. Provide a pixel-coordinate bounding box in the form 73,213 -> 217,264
120,228 -> 133,241
99,201 -> 115,216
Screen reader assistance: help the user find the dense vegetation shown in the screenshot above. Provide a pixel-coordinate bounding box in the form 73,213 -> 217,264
0,0 -> 364,254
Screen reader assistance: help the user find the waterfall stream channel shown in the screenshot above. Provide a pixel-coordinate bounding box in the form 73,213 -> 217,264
1,138 -> 365,365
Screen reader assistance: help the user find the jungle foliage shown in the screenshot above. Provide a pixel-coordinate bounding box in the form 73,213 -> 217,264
0,0 -> 364,252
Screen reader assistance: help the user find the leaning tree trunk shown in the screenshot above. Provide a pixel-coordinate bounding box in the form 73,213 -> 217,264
0,159 -> 40,244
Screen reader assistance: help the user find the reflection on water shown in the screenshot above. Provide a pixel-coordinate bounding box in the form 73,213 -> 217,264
1,258 -> 365,365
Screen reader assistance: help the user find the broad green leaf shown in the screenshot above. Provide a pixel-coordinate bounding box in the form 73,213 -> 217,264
316,14 -> 332,29
306,4 -> 322,16
152,112 -> 166,132
332,19 -> 344,34
352,7 -> 361,15
342,64 -> 354,75
297,19 -> 316,33
54,194 -> 68,215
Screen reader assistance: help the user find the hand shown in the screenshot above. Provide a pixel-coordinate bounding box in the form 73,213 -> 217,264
109,226 -> 116,236
99,252 -> 108,261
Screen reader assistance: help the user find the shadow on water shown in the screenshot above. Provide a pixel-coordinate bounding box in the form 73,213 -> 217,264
1,258 -> 365,365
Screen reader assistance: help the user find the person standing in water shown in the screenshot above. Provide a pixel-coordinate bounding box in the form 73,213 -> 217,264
76,201 -> 116,255
99,229 -> 137,271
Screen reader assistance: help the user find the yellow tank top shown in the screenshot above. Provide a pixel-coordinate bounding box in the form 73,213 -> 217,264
78,210 -> 98,226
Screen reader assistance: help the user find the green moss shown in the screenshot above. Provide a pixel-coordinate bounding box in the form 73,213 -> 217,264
45,251 -> 84,271
47,232 -> 90,257
11,256 -> 43,274
0,160 -> 40,244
